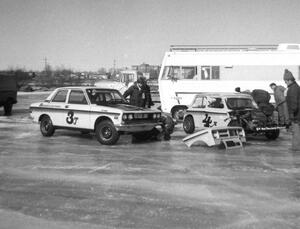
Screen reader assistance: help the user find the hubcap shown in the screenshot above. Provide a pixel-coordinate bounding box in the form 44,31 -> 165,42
102,127 -> 112,139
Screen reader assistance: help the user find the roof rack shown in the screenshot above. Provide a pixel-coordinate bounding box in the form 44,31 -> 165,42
169,45 -> 278,52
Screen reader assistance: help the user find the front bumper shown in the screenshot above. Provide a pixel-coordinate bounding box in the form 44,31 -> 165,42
255,126 -> 285,131
115,122 -> 162,132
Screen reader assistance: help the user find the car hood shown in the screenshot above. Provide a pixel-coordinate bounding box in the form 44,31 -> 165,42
104,103 -> 154,112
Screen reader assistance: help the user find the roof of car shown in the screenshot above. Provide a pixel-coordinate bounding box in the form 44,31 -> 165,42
55,86 -> 119,91
194,92 -> 252,98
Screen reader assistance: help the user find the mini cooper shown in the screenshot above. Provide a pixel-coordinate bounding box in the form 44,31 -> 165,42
30,87 -> 163,145
183,92 -> 281,140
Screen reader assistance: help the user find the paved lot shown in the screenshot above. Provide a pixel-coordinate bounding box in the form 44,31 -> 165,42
0,93 -> 299,229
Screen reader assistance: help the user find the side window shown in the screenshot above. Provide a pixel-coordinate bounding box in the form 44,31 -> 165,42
162,66 -> 197,80
211,66 -> 220,79
201,66 -> 211,80
52,90 -> 68,103
208,97 -> 224,109
68,90 -> 88,104
192,97 -> 206,108
201,66 -> 220,80
182,67 -> 196,79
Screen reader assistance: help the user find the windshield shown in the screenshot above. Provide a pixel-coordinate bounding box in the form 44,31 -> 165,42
226,98 -> 257,110
86,89 -> 127,105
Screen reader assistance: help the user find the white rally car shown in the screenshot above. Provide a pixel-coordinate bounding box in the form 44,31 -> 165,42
30,87 -> 162,145
183,92 -> 282,140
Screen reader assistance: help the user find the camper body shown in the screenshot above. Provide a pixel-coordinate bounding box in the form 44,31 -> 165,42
158,44 -> 300,119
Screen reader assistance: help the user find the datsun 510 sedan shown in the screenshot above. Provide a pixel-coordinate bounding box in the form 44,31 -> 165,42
30,87 -> 163,145
183,92 -> 282,140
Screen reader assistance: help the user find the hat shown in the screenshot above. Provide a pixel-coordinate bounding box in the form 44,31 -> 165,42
283,69 -> 295,81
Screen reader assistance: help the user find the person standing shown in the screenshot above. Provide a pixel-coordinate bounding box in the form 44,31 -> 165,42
284,69 -> 300,150
140,77 -> 154,108
269,82 -> 289,126
123,77 -> 144,107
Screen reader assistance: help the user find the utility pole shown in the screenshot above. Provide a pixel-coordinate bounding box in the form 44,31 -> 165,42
44,57 -> 48,71
113,59 -> 116,74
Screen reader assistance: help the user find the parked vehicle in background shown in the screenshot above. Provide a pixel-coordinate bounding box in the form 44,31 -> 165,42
95,70 -> 149,94
183,92 -> 281,140
30,87 -> 164,145
0,72 -> 18,115
158,43 -> 300,120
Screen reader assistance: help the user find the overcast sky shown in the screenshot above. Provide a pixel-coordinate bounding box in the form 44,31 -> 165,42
1,0 -> 300,71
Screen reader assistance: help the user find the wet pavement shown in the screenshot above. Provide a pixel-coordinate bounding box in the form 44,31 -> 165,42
0,93 -> 300,228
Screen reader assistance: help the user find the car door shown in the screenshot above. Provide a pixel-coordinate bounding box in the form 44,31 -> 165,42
63,89 -> 91,129
205,97 -> 228,127
48,89 -> 69,126
190,96 -> 207,128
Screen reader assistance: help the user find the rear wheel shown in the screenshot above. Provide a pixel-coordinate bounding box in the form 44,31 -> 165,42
183,116 -> 195,134
265,129 -> 280,140
95,120 -> 119,145
40,116 -> 55,136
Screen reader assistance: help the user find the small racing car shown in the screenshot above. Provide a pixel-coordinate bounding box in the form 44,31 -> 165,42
30,87 -> 164,145
183,92 -> 281,140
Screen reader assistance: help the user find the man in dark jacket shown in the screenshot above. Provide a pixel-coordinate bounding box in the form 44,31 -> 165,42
284,69 -> 300,150
140,76 -> 154,108
123,78 -> 144,107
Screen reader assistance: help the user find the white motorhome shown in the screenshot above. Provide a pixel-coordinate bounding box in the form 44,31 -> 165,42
158,43 -> 300,119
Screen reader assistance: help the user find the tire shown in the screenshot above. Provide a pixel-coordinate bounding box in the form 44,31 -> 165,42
4,103 -> 13,116
95,120 -> 119,145
40,116 -> 55,137
183,116 -> 195,134
265,129 -> 280,140
172,107 -> 186,121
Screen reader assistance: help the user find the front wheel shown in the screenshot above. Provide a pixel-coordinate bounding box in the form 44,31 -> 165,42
265,129 -> 280,140
4,103 -> 13,116
183,116 -> 195,134
40,116 -> 55,137
95,120 -> 119,145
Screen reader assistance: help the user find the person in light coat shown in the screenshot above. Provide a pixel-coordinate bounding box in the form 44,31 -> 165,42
269,82 -> 289,126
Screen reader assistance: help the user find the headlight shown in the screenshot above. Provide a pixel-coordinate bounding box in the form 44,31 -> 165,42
122,114 -> 128,121
128,114 -> 133,120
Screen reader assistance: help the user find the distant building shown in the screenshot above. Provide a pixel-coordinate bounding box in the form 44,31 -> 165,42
131,63 -> 160,79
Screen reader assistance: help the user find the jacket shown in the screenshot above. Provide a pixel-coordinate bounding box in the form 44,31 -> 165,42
123,82 -> 144,107
273,85 -> 286,106
286,81 -> 300,122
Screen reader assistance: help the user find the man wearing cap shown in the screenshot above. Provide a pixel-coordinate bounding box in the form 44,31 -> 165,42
123,77 -> 144,107
284,69 -> 300,150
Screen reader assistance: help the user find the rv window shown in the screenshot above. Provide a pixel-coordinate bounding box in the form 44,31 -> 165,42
162,66 -> 180,80
201,66 -> 211,80
162,66 -> 197,80
212,66 -> 220,79
182,67 -> 196,79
